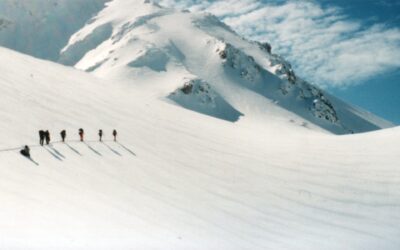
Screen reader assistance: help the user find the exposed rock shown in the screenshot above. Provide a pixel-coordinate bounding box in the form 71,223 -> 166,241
181,82 -> 194,94
300,83 -> 339,123
216,40 -> 339,124
216,42 -> 261,83
258,42 -> 272,53
169,78 -> 243,122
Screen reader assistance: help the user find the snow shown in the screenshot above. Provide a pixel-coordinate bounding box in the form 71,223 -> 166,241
0,0 -> 399,249
60,0 -> 393,134
0,43 -> 399,249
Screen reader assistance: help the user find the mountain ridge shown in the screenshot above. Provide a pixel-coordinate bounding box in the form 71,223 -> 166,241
59,0 -> 392,134
0,0 -> 394,133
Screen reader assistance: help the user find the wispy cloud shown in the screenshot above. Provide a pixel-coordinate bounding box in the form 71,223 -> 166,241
156,0 -> 400,88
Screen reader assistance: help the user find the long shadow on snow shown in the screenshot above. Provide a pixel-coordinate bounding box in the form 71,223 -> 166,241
102,142 -> 122,156
1,146 -> 25,152
116,142 -> 136,156
84,142 -> 102,156
28,157 -> 39,166
20,153 -> 39,166
65,143 -> 82,156
0,143 -> 43,152
44,146 -> 63,161
48,144 -> 66,159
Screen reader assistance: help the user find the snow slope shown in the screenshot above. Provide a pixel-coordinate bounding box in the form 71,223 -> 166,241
0,44 -> 400,250
59,0 -> 393,134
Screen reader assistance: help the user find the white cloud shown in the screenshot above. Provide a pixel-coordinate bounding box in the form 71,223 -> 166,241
156,0 -> 400,88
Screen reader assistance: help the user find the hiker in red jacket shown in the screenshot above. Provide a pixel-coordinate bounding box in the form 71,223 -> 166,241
79,128 -> 84,142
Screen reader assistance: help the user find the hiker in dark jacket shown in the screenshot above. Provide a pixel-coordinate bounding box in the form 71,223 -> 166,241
79,128 -> 84,142
112,129 -> 117,142
45,130 -> 50,145
60,130 -> 66,142
98,129 -> 103,142
20,145 -> 30,158
39,130 -> 45,146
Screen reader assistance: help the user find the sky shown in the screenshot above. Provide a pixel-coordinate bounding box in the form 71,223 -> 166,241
156,0 -> 400,124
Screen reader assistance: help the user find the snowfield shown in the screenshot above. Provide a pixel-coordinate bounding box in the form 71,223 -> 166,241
0,45 -> 399,250
0,0 -> 399,249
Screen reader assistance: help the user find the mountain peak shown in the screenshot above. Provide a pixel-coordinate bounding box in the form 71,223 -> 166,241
56,0 -> 392,134
0,0 -> 393,134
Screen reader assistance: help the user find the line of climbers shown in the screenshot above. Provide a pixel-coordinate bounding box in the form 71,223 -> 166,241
20,129 -> 118,158
39,129 -> 118,145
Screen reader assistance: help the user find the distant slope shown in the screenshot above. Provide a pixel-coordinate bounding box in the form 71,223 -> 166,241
0,0 -> 108,60
0,46 -> 399,249
59,0 -> 393,134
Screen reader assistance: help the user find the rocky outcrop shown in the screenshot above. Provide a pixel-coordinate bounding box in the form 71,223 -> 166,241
215,40 -> 339,124
216,43 -> 261,83
169,78 -> 243,122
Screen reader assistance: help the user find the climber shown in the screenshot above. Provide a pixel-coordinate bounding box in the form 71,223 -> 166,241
79,128 -> 84,142
98,129 -> 103,142
112,129 -> 117,142
60,130 -> 66,142
20,145 -> 30,158
45,130 -> 50,145
39,130 -> 45,146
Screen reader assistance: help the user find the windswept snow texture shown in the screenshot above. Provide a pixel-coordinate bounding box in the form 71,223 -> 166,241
0,46 -> 400,249
60,0 -> 393,134
0,0 -> 108,60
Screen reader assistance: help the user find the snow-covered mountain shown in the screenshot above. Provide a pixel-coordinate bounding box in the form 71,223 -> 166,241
0,1 -> 399,249
0,0 -> 107,60
0,0 -> 392,134
57,0 -> 392,134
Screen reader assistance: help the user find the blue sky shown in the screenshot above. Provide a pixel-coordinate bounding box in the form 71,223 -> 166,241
157,0 -> 400,124
320,0 -> 400,124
